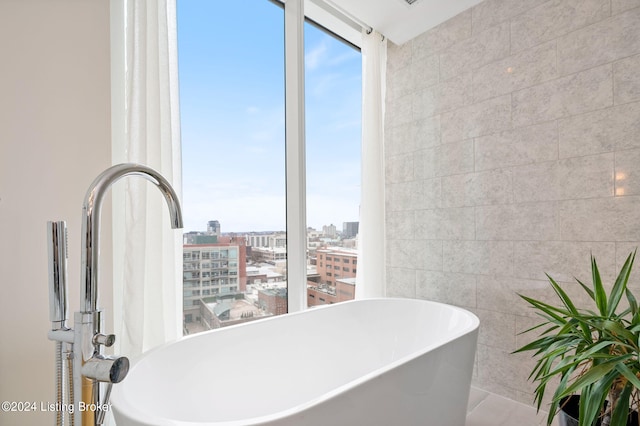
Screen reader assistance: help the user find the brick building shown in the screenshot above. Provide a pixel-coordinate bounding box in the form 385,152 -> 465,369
308,247 -> 357,307
259,288 -> 288,315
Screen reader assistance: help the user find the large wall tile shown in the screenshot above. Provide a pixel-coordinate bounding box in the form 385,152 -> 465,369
385,94 -> 413,128
615,149 -> 640,196
412,72 -> 472,119
385,121 -> 418,157
386,267 -> 416,298
510,0 -> 610,53
614,53 -> 640,105
475,202 -> 560,241
385,153 -> 414,184
386,65 -> 403,102
413,147 -> 438,180
386,179 -> 440,212
512,153 -> 614,202
422,178 -> 443,210
415,207 -> 475,240
386,210 -> 415,241
558,7 -> 640,76
512,64 -> 613,127
443,240 -> 514,276
415,141 -> 475,179
474,309 -> 516,351
411,9 -> 472,58
435,139 -> 474,176
413,116 -> 441,149
557,101 -> 640,158
439,22 -> 510,81
559,196 -> 640,241
441,94 -> 511,143
441,168 -> 513,207
386,41 -> 411,73
476,275 -> 551,316
477,272 -> 592,320
386,117 -> 441,156
474,121 -> 558,171
416,270 -> 477,308
473,41 -> 557,102
512,241 -> 616,282
386,68 -> 406,102
387,239 -> 443,271
476,345 -> 536,397
409,54 -> 440,94
471,0 -> 548,35
612,0 -> 640,14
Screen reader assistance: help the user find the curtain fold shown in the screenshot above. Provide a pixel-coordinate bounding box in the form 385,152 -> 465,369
112,0 -> 183,358
355,30 -> 387,299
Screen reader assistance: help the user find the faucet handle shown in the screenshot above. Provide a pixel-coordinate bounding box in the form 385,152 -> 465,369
96,383 -> 113,425
81,354 -> 129,383
93,333 -> 116,347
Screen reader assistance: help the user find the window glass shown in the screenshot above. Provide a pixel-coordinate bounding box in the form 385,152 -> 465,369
178,0 -> 286,334
178,1 -> 362,326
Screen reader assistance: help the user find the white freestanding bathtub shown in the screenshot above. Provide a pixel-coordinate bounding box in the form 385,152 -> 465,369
111,298 -> 479,426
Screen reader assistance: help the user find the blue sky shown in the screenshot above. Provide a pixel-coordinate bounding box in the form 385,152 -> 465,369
177,0 -> 362,233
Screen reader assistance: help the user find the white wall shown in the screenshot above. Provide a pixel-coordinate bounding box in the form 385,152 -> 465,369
0,1 -> 112,424
384,0 -> 640,405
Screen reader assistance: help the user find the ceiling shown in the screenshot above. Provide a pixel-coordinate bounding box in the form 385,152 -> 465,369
326,0 -> 485,45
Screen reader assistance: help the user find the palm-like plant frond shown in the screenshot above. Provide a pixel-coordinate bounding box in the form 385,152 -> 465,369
515,250 -> 638,426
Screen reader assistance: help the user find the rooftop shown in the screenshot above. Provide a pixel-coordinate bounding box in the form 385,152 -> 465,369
259,288 -> 287,298
336,277 -> 356,286
205,299 -> 267,322
317,246 -> 358,257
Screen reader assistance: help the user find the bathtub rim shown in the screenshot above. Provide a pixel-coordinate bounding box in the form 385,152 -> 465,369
111,297 -> 479,426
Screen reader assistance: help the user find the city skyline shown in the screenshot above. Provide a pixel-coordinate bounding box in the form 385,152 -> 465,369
183,219 -> 359,235
177,0 -> 362,233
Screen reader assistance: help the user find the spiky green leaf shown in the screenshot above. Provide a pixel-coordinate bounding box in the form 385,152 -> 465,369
592,255 -> 608,316
610,382 -> 633,426
608,250 -> 637,317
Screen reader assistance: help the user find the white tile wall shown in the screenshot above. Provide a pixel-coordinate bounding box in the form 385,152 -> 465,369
557,7 -> 640,76
558,102 -> 640,157
472,41 -> 558,102
511,64 -> 613,127
384,0 -> 640,407
613,0 -> 640,14
509,0 -> 610,53
614,53 -> 640,104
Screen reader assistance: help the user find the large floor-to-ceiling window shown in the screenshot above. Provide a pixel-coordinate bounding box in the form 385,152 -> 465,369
304,20 -> 361,307
177,0 -> 361,334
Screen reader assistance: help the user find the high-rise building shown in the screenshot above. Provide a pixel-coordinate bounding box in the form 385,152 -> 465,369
342,221 -> 359,238
207,220 -> 221,237
183,236 -> 247,325
322,224 -> 337,238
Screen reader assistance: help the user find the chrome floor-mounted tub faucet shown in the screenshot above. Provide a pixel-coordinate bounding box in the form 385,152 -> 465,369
47,163 -> 183,426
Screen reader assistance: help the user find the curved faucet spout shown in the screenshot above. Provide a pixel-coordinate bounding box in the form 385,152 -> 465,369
80,163 -> 183,313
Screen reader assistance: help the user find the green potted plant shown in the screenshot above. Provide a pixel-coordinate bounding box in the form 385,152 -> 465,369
515,250 -> 640,426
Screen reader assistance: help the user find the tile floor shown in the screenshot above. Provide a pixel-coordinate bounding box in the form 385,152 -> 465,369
466,387 -> 560,426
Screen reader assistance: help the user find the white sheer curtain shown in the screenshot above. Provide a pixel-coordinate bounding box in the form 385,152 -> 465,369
111,0 -> 183,357
355,29 -> 387,299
